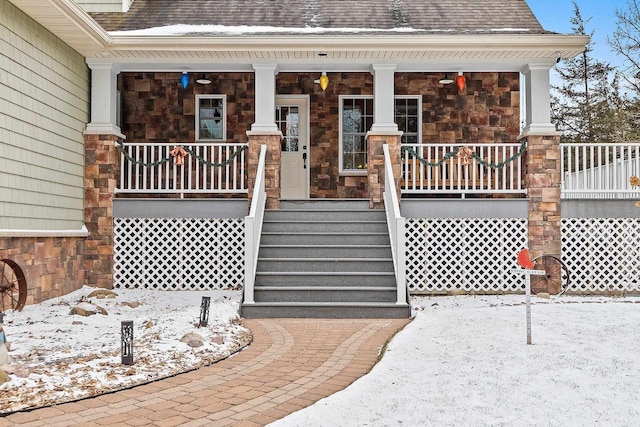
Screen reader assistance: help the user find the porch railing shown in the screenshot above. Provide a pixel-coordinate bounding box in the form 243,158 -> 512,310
383,144 -> 408,306
401,142 -> 526,196
116,142 -> 248,197
561,143 -> 640,199
243,144 -> 267,305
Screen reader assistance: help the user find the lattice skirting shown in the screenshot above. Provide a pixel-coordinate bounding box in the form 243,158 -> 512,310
406,218 -> 528,294
562,218 -> 640,294
114,218 -> 244,290
406,217 -> 640,295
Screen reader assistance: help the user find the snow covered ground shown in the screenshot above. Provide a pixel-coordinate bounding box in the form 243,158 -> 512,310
0,286 -> 250,414
272,295 -> 640,427
2,288 -> 640,425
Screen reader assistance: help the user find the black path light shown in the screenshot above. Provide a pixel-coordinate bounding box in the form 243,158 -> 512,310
121,320 -> 134,365
200,296 -> 211,327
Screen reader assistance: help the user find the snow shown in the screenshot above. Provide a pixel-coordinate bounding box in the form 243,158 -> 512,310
109,24 -> 423,37
271,295 -> 640,427
108,24 -> 532,37
0,286 -> 250,414
3,290 -> 639,424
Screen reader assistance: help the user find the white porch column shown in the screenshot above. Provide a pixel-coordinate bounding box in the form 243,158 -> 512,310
251,64 -> 279,132
370,64 -> 398,132
521,63 -> 558,136
85,63 -> 123,136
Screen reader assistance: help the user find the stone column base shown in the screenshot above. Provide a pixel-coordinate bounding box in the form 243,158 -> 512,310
247,131 -> 282,210
367,132 -> 402,209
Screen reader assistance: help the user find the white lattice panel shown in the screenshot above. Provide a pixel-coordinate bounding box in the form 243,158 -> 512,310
406,218 -> 528,293
114,218 -> 244,290
562,218 -> 640,294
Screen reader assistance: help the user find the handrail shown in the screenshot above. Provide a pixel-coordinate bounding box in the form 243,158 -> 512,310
382,144 -> 408,305
244,145 -> 267,304
117,142 -> 248,197
561,142 -> 640,199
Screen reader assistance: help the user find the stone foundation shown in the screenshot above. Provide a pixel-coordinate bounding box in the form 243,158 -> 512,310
247,132 -> 282,209
367,132 -> 402,209
0,236 -> 85,305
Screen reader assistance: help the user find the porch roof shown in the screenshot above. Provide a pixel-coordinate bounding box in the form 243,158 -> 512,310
9,0 -> 589,70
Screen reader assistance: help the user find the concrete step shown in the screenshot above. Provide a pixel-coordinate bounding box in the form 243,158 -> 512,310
240,302 -> 411,319
262,220 -> 387,233
258,245 -> 393,259
279,199 -> 370,210
253,286 -> 398,303
264,209 -> 386,222
260,232 -> 390,246
256,258 -> 394,273
254,271 -> 396,287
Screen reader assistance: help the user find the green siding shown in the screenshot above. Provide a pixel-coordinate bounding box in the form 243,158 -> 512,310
0,0 -> 89,230
76,0 -> 125,13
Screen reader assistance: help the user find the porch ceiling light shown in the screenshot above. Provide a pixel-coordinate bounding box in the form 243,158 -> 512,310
196,74 -> 211,85
180,71 -> 190,89
456,72 -> 466,90
439,73 -> 453,85
314,72 -> 329,91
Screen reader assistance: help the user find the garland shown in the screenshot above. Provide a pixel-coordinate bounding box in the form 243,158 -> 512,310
400,141 -> 527,169
115,141 -> 248,168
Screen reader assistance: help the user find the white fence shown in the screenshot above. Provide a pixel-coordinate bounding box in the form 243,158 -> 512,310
561,143 -> 640,199
117,142 -> 248,197
401,143 -> 526,196
113,217 -> 244,290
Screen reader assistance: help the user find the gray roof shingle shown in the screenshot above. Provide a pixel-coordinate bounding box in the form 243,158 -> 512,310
92,0 -> 548,35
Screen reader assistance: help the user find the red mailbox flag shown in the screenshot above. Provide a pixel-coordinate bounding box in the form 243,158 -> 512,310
517,248 -> 536,269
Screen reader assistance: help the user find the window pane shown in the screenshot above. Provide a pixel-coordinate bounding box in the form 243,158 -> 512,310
277,105 -> 299,152
198,97 -> 224,140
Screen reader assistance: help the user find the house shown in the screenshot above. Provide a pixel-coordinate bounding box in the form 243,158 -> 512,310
1,0 -> 637,318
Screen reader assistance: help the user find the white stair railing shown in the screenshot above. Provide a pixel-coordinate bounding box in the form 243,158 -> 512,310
382,144 -> 408,305
243,145 -> 267,305
561,142 -> 640,199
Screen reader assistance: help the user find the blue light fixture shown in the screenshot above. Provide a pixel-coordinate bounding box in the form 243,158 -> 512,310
180,71 -> 189,89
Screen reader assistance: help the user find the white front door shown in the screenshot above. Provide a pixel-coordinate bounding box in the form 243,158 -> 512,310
276,96 -> 309,199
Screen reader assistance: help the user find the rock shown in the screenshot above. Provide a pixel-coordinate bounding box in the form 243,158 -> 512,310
536,292 -> 551,299
87,289 -> 118,299
69,302 -> 108,317
121,301 -> 141,308
145,321 -> 154,329
187,340 -> 203,348
0,370 -> 9,385
72,321 -> 84,325
210,335 -> 224,345
2,364 -> 29,378
181,332 -> 204,348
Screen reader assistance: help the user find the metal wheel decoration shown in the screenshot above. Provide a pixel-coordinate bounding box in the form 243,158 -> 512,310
531,255 -> 570,295
0,259 -> 27,312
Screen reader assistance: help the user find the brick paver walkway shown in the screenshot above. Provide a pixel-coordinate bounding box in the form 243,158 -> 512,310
0,318 -> 410,427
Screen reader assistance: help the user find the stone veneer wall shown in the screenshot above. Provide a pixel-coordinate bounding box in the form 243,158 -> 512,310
394,72 -> 521,144
0,237 -> 85,305
119,72 -> 255,143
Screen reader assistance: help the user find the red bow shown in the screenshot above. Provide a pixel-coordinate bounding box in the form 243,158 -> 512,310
170,146 -> 188,165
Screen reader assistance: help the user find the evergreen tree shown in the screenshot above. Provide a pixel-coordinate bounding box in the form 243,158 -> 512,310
551,2 -> 615,144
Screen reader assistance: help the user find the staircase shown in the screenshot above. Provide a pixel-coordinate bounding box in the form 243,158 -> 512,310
240,200 -> 411,318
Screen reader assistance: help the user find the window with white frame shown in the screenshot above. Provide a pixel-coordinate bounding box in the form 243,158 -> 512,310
196,95 -> 226,141
339,95 -> 422,173
395,96 -> 421,144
